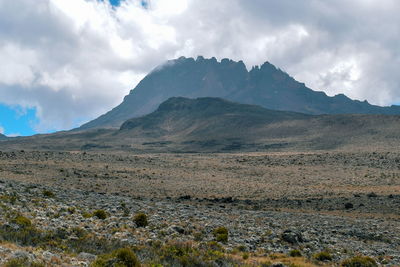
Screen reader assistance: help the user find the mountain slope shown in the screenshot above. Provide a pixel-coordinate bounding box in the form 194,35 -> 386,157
119,97 -> 311,139
79,56 -> 400,130
115,97 -> 400,151
3,97 -> 400,152
0,134 -> 7,140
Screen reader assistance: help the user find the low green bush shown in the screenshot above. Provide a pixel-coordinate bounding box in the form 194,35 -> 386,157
213,226 -> 228,243
91,247 -> 141,267
341,256 -> 377,267
13,215 -> 32,228
134,212 -> 148,227
313,251 -> 333,261
93,209 -> 108,220
289,249 -> 302,257
4,258 -> 45,267
42,190 -> 55,198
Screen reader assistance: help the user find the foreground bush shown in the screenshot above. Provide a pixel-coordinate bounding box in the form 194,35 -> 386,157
134,212 -> 148,227
4,258 -> 44,267
12,215 -> 32,228
42,190 -> 55,198
158,240 -> 231,266
93,210 -> 108,220
0,220 -> 126,255
289,249 -> 302,257
341,256 -> 377,267
213,226 -> 229,243
313,251 -> 333,261
91,248 -> 141,267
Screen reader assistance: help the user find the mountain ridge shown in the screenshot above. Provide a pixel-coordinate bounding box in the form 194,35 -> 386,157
2,97 -> 400,152
79,56 -> 400,130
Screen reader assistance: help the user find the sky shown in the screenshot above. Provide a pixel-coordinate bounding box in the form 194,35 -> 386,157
0,0 -> 399,136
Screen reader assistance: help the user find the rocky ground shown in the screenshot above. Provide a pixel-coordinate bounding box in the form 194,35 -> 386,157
0,179 -> 399,266
0,150 -> 399,266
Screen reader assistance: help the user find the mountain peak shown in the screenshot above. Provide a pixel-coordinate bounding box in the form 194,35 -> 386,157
78,56 -> 400,130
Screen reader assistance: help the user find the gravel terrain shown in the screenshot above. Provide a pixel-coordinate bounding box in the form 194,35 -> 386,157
0,150 -> 399,266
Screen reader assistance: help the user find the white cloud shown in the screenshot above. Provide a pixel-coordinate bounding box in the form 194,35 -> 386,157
0,125 -> 4,134
0,0 -> 399,133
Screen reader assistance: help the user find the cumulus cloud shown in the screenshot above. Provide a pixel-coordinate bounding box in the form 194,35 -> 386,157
0,125 -> 4,134
0,0 -> 399,132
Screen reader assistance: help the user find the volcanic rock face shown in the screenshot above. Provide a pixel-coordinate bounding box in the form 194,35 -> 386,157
79,56 -> 400,129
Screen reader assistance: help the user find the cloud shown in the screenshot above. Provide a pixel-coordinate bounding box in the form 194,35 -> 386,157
0,125 -> 4,134
0,0 -> 399,133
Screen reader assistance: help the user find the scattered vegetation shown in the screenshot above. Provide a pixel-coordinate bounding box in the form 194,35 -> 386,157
91,247 -> 141,267
12,215 -> 32,228
82,211 -> 92,218
93,209 -> 108,220
42,190 -> 55,198
156,240 -> 232,266
134,212 -> 148,227
213,226 -> 229,243
0,216 -> 127,255
4,258 -> 45,267
341,256 -> 378,267
0,194 -> 18,204
289,249 -> 302,257
313,251 -> 333,261
193,231 -> 204,241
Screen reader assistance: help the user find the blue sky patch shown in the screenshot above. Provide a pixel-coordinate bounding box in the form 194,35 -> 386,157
108,0 -> 148,8
109,0 -> 121,6
0,104 -> 39,136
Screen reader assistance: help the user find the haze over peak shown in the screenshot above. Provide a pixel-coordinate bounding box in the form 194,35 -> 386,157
79,56 -> 400,130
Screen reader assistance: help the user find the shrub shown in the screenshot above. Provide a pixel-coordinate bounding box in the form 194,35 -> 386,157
313,251 -> 333,261
82,211 -> 92,218
0,194 -> 18,204
4,256 -> 44,267
4,258 -> 27,267
341,256 -> 377,267
0,221 -> 42,246
114,248 -> 141,267
205,241 -> 224,252
93,209 -> 108,220
134,212 -> 148,227
31,262 -> 45,267
289,249 -> 302,257
242,252 -> 249,260
193,231 -> 204,241
213,226 -> 228,243
42,190 -> 55,198
159,241 -> 209,266
13,215 -> 32,228
91,247 -> 141,267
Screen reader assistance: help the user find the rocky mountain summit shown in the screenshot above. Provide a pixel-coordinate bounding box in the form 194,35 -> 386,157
80,56 -> 400,129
